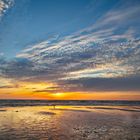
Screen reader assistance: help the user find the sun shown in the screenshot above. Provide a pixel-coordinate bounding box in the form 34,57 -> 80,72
54,93 -> 63,96
51,93 -> 65,98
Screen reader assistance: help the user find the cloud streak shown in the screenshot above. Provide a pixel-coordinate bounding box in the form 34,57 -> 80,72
1,0 -> 140,93
0,0 -> 14,18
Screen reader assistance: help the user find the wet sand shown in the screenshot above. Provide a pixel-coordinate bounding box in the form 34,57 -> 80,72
0,106 -> 140,140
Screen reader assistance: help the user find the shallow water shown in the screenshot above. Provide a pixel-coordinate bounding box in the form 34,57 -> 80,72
0,106 -> 140,140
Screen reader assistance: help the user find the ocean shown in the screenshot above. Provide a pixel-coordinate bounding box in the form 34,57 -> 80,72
0,99 -> 140,107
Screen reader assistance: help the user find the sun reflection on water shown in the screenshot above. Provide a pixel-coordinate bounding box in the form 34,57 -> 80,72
0,106 -> 139,140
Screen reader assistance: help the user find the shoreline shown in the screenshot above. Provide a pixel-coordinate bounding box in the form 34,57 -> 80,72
0,100 -> 140,107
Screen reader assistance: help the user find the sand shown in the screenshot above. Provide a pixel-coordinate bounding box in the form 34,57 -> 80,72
0,106 -> 140,140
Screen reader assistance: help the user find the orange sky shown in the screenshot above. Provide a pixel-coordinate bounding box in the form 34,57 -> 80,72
0,80 -> 140,100
0,83 -> 139,100
0,92 -> 140,100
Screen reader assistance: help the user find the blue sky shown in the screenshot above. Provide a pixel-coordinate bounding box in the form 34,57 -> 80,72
0,0 -> 121,57
0,0 -> 140,98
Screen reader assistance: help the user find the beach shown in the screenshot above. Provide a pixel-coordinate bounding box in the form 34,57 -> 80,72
0,105 -> 140,140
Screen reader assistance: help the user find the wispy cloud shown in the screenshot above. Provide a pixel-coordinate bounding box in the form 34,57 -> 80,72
1,1 -> 140,93
0,0 -> 14,18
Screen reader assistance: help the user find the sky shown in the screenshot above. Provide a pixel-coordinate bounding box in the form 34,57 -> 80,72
0,0 -> 140,100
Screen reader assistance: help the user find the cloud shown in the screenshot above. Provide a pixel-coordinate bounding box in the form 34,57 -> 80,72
0,0 -> 14,17
57,76 -> 140,92
1,1 -> 140,93
0,85 -> 18,89
0,58 -> 35,78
